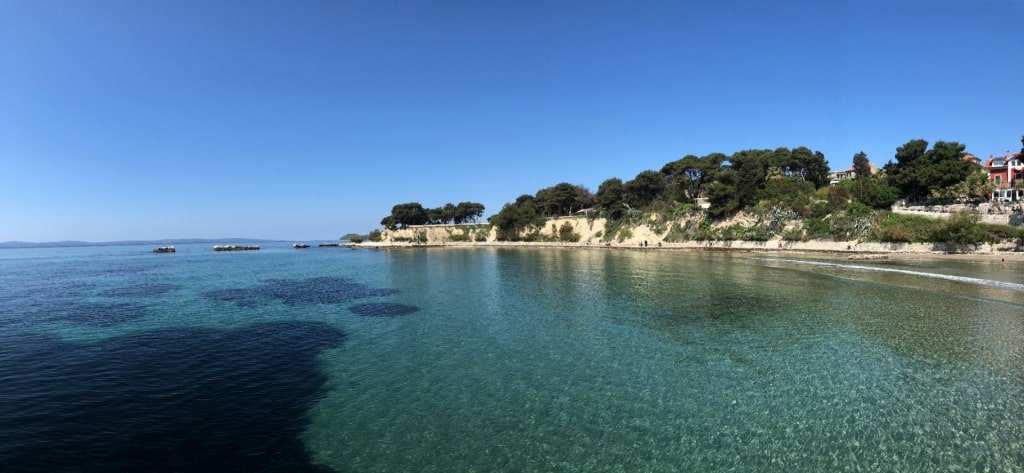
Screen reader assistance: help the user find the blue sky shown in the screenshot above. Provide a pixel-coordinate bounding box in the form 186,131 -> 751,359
2,0 -> 1022,242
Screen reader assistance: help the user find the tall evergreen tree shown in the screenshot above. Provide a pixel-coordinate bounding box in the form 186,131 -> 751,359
595,178 -> 626,220
852,151 -> 871,179
884,139 -> 974,202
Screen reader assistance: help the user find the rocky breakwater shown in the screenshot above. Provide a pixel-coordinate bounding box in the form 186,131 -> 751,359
153,246 -> 175,253
213,245 -> 260,252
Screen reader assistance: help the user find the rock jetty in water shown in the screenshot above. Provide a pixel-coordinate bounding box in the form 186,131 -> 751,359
293,243 -> 310,249
153,246 -> 175,253
213,245 -> 260,252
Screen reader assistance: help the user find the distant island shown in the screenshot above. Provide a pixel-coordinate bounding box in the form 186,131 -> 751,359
0,238 -> 271,249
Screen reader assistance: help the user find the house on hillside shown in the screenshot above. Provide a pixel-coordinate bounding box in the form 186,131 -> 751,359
828,162 -> 878,185
984,151 -> 1024,202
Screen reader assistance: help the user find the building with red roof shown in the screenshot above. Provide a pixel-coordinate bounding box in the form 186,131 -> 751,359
984,150 -> 1024,202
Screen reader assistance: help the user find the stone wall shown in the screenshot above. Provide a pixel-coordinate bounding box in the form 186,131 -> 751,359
890,204 -> 1014,225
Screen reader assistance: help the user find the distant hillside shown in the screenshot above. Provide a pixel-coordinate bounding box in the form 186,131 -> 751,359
0,238 -> 271,249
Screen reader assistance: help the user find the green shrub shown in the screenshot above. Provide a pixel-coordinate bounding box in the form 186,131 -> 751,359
845,201 -> 873,217
781,227 -> 806,241
978,223 -> 1024,242
672,203 -> 697,217
603,219 -> 624,242
522,230 -> 552,242
875,226 -> 913,243
558,222 -> 580,242
867,213 -> 938,243
854,178 -> 899,209
663,223 -> 690,242
719,225 -> 742,241
741,228 -> 771,241
933,211 -> 986,244
368,229 -> 383,242
802,218 -> 831,239
808,202 -> 831,219
645,214 -> 669,235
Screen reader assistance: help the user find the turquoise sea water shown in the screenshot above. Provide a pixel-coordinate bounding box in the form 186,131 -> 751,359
2,243 -> 1023,472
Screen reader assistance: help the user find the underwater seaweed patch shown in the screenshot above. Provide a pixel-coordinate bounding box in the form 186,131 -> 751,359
99,283 -> 183,298
347,302 -> 419,318
202,277 -> 398,307
49,301 -> 149,326
0,321 -> 346,472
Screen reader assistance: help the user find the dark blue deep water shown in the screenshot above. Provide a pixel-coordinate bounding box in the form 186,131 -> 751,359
0,243 -> 407,472
2,243 -> 1024,472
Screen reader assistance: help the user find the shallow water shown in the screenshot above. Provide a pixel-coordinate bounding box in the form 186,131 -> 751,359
2,244 -> 1023,472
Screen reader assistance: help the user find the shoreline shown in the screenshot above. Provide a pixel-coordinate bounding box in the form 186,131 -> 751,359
349,239 -> 1024,263
370,216 -> 1022,263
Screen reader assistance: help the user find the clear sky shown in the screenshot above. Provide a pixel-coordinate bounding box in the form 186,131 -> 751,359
2,0 -> 1022,242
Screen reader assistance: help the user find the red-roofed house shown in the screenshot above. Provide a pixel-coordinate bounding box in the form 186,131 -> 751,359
985,151 -> 1024,202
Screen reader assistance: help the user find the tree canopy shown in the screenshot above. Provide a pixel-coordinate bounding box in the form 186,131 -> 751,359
848,151 -> 899,209
623,170 -> 667,208
381,201 -> 484,230
376,134 -> 1020,240
533,183 -> 594,217
884,139 -> 976,202
852,151 -> 871,179
488,194 -> 546,240
660,153 -> 724,203
595,178 -> 626,220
